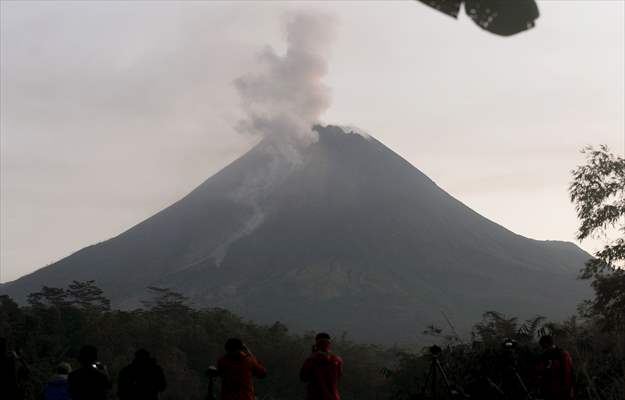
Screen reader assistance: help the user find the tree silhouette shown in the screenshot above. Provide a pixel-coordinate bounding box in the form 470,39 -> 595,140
66,280 -> 111,312
417,0 -> 539,36
141,286 -> 192,315
27,286 -> 69,308
569,145 -> 625,328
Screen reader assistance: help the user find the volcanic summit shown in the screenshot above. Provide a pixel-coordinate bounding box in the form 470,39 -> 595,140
2,125 -> 590,342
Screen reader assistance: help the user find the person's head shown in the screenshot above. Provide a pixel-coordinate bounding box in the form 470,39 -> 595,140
134,348 -> 150,361
56,362 -> 71,375
225,338 -> 244,354
315,332 -> 332,352
78,345 -> 98,366
539,335 -> 554,350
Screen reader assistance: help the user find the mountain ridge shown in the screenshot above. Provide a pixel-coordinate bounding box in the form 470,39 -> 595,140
1,125 -> 591,342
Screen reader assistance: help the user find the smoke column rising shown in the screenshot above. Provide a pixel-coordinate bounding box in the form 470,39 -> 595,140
234,12 -> 336,155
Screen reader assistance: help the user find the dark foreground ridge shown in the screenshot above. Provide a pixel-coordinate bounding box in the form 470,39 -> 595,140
1,125 -> 590,342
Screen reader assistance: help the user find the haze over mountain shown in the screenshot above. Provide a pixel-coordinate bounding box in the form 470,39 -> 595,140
1,125 -> 590,343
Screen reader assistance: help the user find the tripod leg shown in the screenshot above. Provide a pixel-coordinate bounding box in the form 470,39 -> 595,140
435,359 -> 458,396
207,377 -> 216,400
431,361 -> 437,399
420,360 -> 437,399
513,371 -> 532,400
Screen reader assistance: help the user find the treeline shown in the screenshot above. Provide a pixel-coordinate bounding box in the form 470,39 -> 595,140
1,280 -> 623,400
1,282 -> 392,400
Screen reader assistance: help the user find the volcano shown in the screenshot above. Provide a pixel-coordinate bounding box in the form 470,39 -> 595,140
2,125 -> 590,342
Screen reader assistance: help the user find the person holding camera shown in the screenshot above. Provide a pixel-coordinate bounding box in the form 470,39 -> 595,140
300,332 -> 343,400
217,338 -> 266,400
67,345 -> 111,400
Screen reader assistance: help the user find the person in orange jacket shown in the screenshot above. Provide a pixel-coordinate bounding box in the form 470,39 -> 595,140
217,338 -> 266,400
300,333 -> 343,400
536,335 -> 574,400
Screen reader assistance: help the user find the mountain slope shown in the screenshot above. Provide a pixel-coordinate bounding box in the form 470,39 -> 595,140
2,125 -> 590,342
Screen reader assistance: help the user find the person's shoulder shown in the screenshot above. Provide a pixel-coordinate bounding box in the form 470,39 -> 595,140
217,355 -> 231,367
68,367 -> 94,383
560,349 -> 573,360
118,364 -> 133,376
329,353 -> 343,363
554,347 -> 571,357
68,368 -> 83,378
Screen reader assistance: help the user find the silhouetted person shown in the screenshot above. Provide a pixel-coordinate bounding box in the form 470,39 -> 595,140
118,349 -> 167,400
1,337 -> 19,400
44,362 -> 71,400
67,345 -> 110,400
536,335 -> 574,400
217,338 -> 266,400
300,333 -> 343,400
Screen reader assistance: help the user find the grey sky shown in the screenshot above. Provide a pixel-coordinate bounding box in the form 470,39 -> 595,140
1,1 -> 623,283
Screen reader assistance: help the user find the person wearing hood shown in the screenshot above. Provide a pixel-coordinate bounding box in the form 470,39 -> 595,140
217,338 -> 266,400
300,333 -> 343,400
44,362 -> 71,400
117,349 -> 167,400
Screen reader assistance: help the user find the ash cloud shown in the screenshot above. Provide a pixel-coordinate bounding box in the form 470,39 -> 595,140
234,12 -> 336,155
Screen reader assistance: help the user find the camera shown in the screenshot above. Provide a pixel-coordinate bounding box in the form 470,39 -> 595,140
205,366 -> 219,378
502,338 -> 518,350
429,345 -> 442,357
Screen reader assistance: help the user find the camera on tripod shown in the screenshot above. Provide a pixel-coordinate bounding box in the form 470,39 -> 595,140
429,345 -> 442,357
205,366 -> 219,378
419,345 -> 469,399
502,338 -> 518,350
498,338 -> 536,400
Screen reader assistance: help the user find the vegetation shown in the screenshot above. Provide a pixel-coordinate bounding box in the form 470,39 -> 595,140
1,284 -> 393,400
2,281 -> 622,400
569,145 -> 625,329
2,146 -> 623,400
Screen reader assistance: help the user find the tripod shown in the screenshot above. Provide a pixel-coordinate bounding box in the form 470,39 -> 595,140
205,366 -> 219,400
420,349 -> 467,399
207,376 -> 216,400
507,365 -> 534,400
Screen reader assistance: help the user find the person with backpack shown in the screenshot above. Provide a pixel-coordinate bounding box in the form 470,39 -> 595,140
300,333 -> 343,400
118,349 -> 167,400
536,335 -> 574,400
217,338 -> 266,400
43,362 -> 71,400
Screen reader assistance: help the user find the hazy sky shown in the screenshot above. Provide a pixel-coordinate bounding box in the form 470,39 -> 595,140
1,1 -> 623,283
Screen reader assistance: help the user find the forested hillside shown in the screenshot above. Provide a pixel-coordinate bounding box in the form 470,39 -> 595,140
1,280 -> 622,400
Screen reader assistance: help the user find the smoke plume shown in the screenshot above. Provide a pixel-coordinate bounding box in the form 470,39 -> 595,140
234,12 -> 336,155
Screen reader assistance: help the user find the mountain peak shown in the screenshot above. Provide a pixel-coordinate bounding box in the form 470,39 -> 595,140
1,125 -> 590,343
